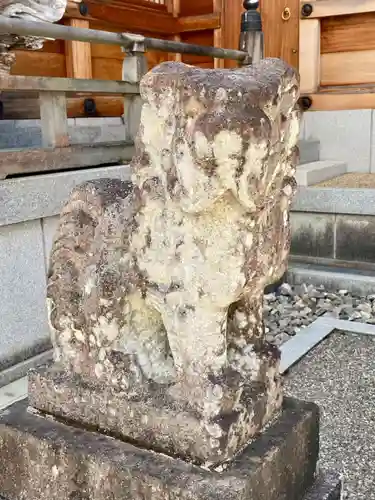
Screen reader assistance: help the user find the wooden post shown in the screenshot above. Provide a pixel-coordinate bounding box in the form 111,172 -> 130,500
221,0 -> 244,68
299,19 -> 321,93
213,0 -> 224,68
171,0 -> 182,62
122,51 -> 148,143
39,91 -> 69,148
64,18 -> 92,79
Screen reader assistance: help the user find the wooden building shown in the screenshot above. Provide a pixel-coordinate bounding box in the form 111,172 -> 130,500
4,0 -> 245,119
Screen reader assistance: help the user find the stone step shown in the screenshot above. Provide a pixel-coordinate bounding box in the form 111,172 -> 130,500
295,160 -> 347,187
299,139 -> 320,164
288,263 -> 375,296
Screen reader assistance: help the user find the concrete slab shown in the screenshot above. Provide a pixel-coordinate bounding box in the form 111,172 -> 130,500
295,161 -> 347,187
0,220 -> 50,370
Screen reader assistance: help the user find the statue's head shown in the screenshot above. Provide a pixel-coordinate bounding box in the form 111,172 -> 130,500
133,59 -> 299,217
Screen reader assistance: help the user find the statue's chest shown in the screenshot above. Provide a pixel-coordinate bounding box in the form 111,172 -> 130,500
131,198 -> 253,288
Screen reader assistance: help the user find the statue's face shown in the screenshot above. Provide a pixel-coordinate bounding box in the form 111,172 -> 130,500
138,62 -> 299,219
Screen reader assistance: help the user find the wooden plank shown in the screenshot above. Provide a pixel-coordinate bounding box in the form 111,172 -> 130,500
0,142 -> 135,179
180,0 -> 212,16
0,75 -> 139,94
303,0 -> 375,19
321,13 -> 375,54
11,51 -> 66,77
0,93 -> 125,119
65,0 -> 177,34
91,43 -> 123,60
261,0 -> 300,68
92,58 -> 123,80
67,96 -> 124,117
180,30 -> 213,65
39,91 -> 69,148
321,50 -> 375,86
299,19 -> 320,93
65,19 -> 92,79
307,91 -> 375,111
178,13 -> 220,32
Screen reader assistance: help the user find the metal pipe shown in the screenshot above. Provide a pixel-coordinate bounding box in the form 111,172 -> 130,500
0,15 -> 247,62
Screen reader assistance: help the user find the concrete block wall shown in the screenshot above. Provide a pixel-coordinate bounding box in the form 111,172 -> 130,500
0,165 -> 130,372
301,110 -> 375,173
291,187 -> 375,268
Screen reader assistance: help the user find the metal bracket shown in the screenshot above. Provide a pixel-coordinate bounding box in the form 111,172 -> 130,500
120,33 -> 146,55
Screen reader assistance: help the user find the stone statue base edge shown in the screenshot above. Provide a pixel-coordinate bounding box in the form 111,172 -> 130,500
0,398 -> 341,500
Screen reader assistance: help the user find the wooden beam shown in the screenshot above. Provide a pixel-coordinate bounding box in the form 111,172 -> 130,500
321,50 -> 375,86
65,0 -> 178,34
302,0 -> 375,19
65,19 -> 92,79
305,90 -> 375,111
177,14 -> 220,32
261,0 -> 300,69
0,75 -> 139,94
0,142 -> 134,179
299,19 -> 321,93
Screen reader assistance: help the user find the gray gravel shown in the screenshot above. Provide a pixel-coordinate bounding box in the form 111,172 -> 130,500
264,282 -> 375,346
285,331 -> 375,500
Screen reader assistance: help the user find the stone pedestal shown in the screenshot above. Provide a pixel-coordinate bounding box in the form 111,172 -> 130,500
0,398 -> 341,500
0,59 -> 342,499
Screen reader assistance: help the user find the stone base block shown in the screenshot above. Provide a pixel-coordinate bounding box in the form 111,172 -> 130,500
28,365 -> 282,465
0,397 -> 342,500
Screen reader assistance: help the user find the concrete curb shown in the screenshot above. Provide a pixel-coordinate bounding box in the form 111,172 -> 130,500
0,164 -> 131,227
0,350 -> 52,389
295,161 -> 347,187
280,315 -> 375,374
288,264 -> 375,296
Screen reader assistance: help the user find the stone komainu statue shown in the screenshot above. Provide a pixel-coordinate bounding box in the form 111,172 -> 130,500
44,59 -> 300,464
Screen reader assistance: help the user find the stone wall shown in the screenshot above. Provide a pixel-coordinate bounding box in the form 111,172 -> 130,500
0,165 -> 131,375
291,187 -> 375,268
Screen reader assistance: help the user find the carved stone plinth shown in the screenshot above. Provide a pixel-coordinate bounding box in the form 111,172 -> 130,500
0,399 -> 341,500
0,59 -> 342,498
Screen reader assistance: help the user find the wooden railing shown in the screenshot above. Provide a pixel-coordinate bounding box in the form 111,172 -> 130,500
0,15 -> 247,179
